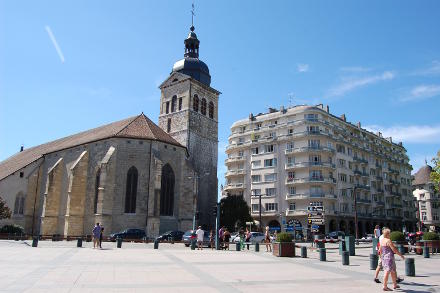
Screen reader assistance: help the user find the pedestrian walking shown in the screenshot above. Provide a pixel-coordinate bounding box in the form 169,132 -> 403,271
223,229 -> 231,250
265,226 -> 272,252
374,225 -> 381,238
380,228 -> 404,291
92,223 -> 101,249
196,226 -> 204,250
273,230 -> 278,242
219,226 -> 224,249
99,226 -> 104,248
374,227 -> 404,284
245,228 -> 251,250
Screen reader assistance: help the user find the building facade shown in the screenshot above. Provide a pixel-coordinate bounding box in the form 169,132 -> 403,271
224,104 -> 417,236
412,164 -> 440,232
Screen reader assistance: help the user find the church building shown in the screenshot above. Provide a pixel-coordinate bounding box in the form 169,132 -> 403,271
0,23 -> 220,238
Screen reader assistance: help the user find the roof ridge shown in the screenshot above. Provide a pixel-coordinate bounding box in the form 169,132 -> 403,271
114,114 -> 143,137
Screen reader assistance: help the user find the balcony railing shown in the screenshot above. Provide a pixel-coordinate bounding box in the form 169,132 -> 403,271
357,198 -> 372,204
286,193 -> 337,200
285,146 -> 335,154
353,157 -> 369,164
355,184 -> 370,190
224,156 -> 245,164
285,177 -> 336,185
285,209 -> 308,216
224,183 -> 244,190
285,162 -> 336,169
225,169 -> 245,177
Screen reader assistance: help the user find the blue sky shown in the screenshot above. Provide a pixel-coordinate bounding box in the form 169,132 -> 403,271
1,1 -> 440,197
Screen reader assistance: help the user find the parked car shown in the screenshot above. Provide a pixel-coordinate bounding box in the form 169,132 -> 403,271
233,232 -> 266,243
325,231 -> 345,241
109,228 -> 146,241
183,230 -> 211,247
156,230 -> 185,242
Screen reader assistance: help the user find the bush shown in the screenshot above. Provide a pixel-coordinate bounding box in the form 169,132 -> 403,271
390,231 -> 405,242
276,232 -> 292,243
422,232 -> 439,241
0,224 -> 24,234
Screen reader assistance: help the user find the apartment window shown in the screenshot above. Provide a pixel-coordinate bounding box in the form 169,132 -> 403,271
310,170 -> 322,179
178,97 -> 182,110
289,187 -> 296,195
289,203 -> 296,210
421,212 -> 427,221
266,188 -> 276,196
252,204 -> 260,212
264,145 -> 274,153
264,173 -> 277,182
251,189 -> 261,196
308,139 -> 320,148
287,156 -> 295,164
166,101 -> 170,114
433,213 -> 439,221
347,148 -> 352,156
327,141 -> 333,149
307,125 -> 320,133
167,118 -> 171,133
264,158 -> 277,167
251,175 -> 261,183
338,159 -> 346,167
286,142 -> 294,150
251,147 -> 259,155
238,137 -> 245,144
305,113 -> 318,121
341,189 -> 347,197
171,96 -> 177,112
310,186 -> 323,195
337,144 -> 346,154
265,203 -> 278,211
288,171 -> 295,180
251,160 -> 261,168
340,173 -> 347,182
309,155 -> 321,163
268,132 -> 276,139
238,150 -> 244,157
288,128 -> 294,135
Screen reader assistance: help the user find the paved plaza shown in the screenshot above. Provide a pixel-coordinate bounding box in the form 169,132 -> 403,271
0,240 -> 439,293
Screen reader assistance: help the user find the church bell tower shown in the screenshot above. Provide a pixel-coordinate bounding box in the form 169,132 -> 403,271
158,18 -> 220,228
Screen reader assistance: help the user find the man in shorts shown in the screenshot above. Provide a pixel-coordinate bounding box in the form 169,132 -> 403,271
196,226 -> 204,250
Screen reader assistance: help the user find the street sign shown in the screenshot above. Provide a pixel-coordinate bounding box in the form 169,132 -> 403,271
285,227 -> 294,232
312,224 -> 320,229
308,219 -> 325,225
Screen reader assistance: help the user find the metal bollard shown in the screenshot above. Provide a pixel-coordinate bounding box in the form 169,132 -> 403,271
423,245 -> 430,258
236,242 -> 241,251
255,242 -> 259,252
405,258 -> 415,276
77,238 -> 83,248
370,254 -> 378,270
319,248 -> 326,261
191,239 -> 196,250
339,240 -> 346,255
372,238 -> 379,255
32,237 -> 38,247
342,251 -> 349,265
117,237 -> 122,248
398,244 -> 405,255
345,236 -> 355,256
154,240 -> 159,249
301,246 -> 307,258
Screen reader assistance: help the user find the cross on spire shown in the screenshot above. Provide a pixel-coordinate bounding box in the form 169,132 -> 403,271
191,2 -> 195,27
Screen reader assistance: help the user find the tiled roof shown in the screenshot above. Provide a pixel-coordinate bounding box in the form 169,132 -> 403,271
0,114 -> 182,180
412,165 -> 433,186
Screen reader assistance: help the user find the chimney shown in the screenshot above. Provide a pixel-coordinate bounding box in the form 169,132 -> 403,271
20,145 -> 24,152
268,107 -> 277,113
377,132 -> 382,138
249,113 -> 254,120
280,105 -> 285,113
340,114 -> 346,122
357,122 -> 361,128
326,105 -> 329,113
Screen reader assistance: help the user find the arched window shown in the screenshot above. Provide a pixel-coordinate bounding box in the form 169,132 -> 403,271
201,98 -> 207,115
193,95 -> 199,112
125,166 -> 138,213
94,168 -> 101,214
14,193 -> 25,215
209,101 -> 214,119
171,95 -> 177,112
160,164 -> 175,216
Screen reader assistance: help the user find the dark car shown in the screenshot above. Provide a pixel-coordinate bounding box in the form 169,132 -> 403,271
325,231 -> 345,241
109,228 -> 146,241
183,230 -> 211,247
156,230 -> 185,242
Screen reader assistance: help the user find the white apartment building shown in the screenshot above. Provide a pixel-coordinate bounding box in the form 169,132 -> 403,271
412,164 -> 440,231
224,104 -> 416,236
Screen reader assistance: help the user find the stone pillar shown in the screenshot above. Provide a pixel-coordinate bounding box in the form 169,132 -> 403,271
147,158 -> 162,237
24,163 -> 43,235
64,151 -> 88,237
41,158 -> 64,236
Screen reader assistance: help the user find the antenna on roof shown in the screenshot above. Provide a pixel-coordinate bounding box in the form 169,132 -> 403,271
288,92 -> 295,107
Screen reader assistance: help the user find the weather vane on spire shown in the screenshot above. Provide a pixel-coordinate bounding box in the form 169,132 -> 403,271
191,2 -> 195,27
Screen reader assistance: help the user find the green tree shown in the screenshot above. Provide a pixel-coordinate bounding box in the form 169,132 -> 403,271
431,151 -> 440,192
0,197 -> 12,220
219,195 -> 253,232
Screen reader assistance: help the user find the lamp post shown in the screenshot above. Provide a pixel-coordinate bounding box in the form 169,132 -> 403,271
353,185 -> 359,240
188,171 -> 210,230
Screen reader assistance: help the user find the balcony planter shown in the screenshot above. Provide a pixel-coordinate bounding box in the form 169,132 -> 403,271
273,233 -> 295,257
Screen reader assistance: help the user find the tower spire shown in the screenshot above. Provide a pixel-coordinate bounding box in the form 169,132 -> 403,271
191,2 -> 195,27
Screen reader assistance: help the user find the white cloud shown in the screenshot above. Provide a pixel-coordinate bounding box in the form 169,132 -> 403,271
400,84 -> 440,102
365,124 -> 440,144
412,60 -> 440,76
326,71 -> 395,98
297,64 -> 309,73
45,25 -> 65,63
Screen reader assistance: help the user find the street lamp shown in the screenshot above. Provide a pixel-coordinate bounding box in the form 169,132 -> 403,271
350,184 -> 369,240
188,171 -> 210,230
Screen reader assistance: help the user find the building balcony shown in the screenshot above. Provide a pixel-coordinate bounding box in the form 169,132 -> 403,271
389,179 -> 399,185
251,210 -> 279,216
284,146 -> 335,155
285,209 -> 308,216
356,198 -> 372,204
376,175 -> 383,181
284,162 -> 336,170
285,177 -> 336,185
355,184 -> 370,191
286,193 -> 337,201
354,170 -> 369,177
225,169 -> 245,177
374,201 -> 385,206
225,142 -> 250,152
388,167 -> 400,175
224,156 -> 245,164
224,183 -> 245,191
353,157 -> 369,164
358,213 -> 372,218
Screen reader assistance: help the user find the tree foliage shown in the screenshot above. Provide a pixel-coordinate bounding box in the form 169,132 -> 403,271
0,197 -> 12,220
219,195 -> 253,232
431,151 -> 440,192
